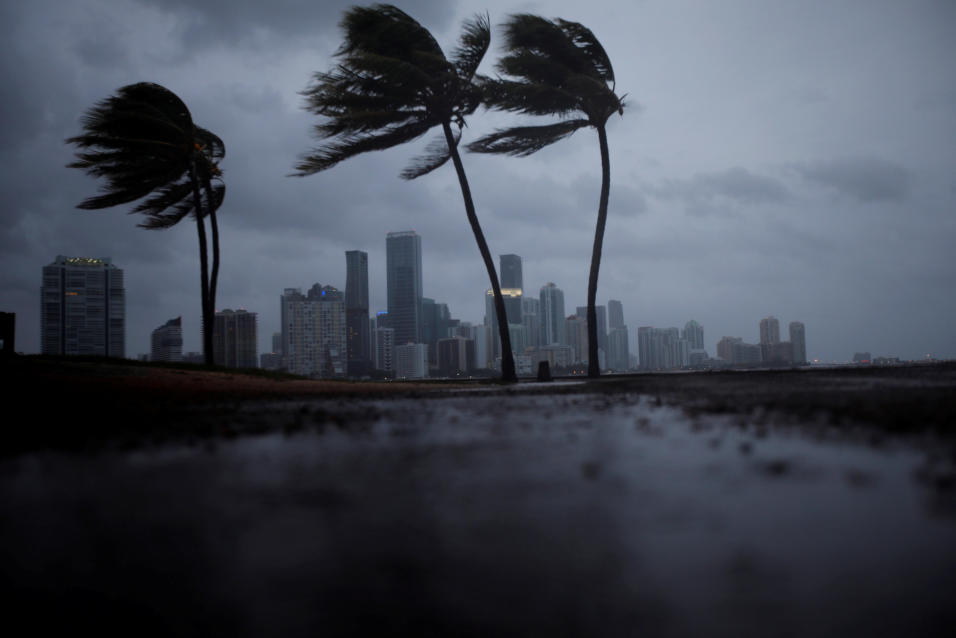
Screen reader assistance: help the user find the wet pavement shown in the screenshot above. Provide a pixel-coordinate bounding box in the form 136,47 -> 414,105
2,375 -> 955,636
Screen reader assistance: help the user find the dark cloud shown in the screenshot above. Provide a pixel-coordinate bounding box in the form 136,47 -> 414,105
134,0 -> 459,55
792,157 -> 912,203
649,167 -> 790,211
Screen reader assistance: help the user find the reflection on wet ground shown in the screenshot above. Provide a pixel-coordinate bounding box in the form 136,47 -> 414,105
2,389 -> 955,636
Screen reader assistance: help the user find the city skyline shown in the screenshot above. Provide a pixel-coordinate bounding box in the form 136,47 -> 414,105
2,1 -> 953,363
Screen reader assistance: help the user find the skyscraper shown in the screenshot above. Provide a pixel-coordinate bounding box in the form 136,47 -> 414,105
608,299 -> 624,330
683,320 -> 704,350
499,254 -> 523,289
759,316 -> 780,344
151,317 -> 183,362
213,309 -> 258,368
789,321 -> 807,364
539,283 -> 565,346
41,256 -> 125,357
281,285 -> 346,378
345,250 -> 370,375
386,231 -> 423,345
576,304 -> 607,354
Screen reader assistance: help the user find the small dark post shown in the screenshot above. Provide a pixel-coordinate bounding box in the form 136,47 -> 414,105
537,360 -> 552,382
0,312 -> 14,357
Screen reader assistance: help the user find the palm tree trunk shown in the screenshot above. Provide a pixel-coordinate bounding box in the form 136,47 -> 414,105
190,161 -> 213,366
203,178 -> 220,345
587,125 -> 611,378
442,121 -> 517,382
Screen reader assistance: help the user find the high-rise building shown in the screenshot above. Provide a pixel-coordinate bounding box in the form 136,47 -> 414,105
386,231 -> 423,346
539,283 -> 565,346
759,316 -> 780,344
607,326 -> 629,371
485,287 -> 522,358
395,342 -> 428,379
608,300 -> 625,330
281,285 -> 346,378
345,250 -> 371,375
521,297 -> 540,350
499,254 -> 523,290
41,256 -> 125,357
683,320 -> 704,350
638,326 -> 688,370
565,314 -> 588,363
151,317 -> 183,362
789,321 -> 807,364
437,336 -> 475,376
374,326 -> 395,373
213,309 -> 258,368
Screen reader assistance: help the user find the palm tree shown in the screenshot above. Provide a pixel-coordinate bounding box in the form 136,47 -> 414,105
467,14 -> 624,378
67,82 -> 226,365
294,4 -> 518,382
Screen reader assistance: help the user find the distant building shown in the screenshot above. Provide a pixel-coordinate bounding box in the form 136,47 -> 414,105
539,283 -> 566,346
607,325 -> 630,371
759,315 -> 780,342
41,256 -> 125,358
853,352 -> 871,364
151,317 -> 183,362
521,297 -> 541,350
437,336 -> 475,376
499,254 -> 523,289
386,231 -> 423,346
716,336 -> 742,363
395,342 -> 428,379
683,320 -> 704,350
345,250 -> 371,375
213,309 -> 257,368
638,326 -> 687,370
789,321 -> 807,364
565,314 -> 588,363
374,326 -> 395,373
607,300 -> 625,330
281,285 -> 346,378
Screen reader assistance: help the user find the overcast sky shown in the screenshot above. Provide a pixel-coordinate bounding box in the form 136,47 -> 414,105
2,0 -> 954,362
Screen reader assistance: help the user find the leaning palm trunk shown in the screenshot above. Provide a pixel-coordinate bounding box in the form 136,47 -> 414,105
190,162 -> 214,366
586,125 -> 611,378
443,122 -> 517,381
295,6 -> 517,382
467,14 -> 624,379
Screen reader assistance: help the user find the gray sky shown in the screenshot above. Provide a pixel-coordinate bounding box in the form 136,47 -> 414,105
2,0 -> 954,362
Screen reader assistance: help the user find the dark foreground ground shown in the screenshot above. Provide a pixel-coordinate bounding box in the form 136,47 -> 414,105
2,357 -> 955,636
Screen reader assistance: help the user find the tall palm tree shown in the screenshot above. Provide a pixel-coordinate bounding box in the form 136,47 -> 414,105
67,82 -> 226,365
294,4 -> 518,382
468,14 -> 624,378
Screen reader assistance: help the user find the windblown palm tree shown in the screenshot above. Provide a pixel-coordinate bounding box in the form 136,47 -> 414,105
294,4 -> 518,382
468,15 -> 624,378
67,82 -> 226,365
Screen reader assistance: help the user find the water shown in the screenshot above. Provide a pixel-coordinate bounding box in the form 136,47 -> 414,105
2,391 -> 953,636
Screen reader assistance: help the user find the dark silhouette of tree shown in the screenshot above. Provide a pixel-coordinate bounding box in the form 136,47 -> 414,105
468,14 -> 624,378
67,82 -> 225,365
294,4 -> 518,383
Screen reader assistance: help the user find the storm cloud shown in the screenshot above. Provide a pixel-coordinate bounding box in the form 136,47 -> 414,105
1,0 -> 954,363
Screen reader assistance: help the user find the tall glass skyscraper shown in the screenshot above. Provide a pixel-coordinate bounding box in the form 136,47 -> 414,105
41,255 -> 125,357
539,282 -> 565,346
345,250 -> 370,374
499,254 -> 523,290
386,231 -> 423,346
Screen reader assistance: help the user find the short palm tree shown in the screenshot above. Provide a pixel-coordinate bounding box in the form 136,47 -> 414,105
294,4 -> 518,382
468,14 -> 624,378
67,82 -> 225,365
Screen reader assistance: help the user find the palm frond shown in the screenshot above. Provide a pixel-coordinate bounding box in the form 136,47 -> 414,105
294,120 -> 432,175
555,19 -> 615,85
401,129 -> 459,180
451,13 -> 490,81
479,77 -> 581,116
466,119 -> 590,156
